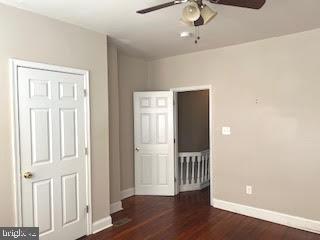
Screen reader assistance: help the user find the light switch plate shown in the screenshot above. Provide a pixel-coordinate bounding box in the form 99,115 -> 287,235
222,127 -> 231,135
246,185 -> 253,195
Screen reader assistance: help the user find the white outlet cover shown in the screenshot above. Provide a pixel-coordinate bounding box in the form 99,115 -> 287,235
222,127 -> 231,135
246,185 -> 253,195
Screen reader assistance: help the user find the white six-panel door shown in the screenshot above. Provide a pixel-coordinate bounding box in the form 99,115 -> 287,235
17,66 -> 88,239
134,92 -> 175,196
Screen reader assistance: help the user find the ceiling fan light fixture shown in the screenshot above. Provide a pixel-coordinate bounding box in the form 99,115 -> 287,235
182,1 -> 201,22
181,4 -> 217,27
200,5 -> 218,24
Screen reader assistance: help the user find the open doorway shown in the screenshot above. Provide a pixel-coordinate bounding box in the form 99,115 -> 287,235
172,86 -> 213,206
133,86 -> 213,206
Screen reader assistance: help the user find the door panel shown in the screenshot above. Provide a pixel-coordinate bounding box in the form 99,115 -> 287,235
157,154 -> 168,185
18,66 -> 87,239
156,113 -> 168,144
60,109 -> 78,160
32,179 -> 54,235
156,97 -> 167,107
62,173 -> 79,226
29,80 -> 51,99
141,154 -> 153,185
141,113 -> 152,144
30,109 -> 52,165
134,92 -> 174,196
59,82 -> 77,100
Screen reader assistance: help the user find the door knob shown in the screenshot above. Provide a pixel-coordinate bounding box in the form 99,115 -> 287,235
23,172 -> 33,179
135,147 -> 140,152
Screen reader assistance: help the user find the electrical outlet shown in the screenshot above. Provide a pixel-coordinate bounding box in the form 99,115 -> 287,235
246,185 -> 253,195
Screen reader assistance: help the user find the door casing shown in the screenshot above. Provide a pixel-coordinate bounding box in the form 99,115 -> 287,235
10,59 -> 93,235
170,85 -> 214,206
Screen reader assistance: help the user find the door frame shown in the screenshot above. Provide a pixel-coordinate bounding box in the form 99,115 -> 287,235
170,85 -> 214,206
10,59 -> 93,235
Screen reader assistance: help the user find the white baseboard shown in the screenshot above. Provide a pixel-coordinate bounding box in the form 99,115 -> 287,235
110,201 -> 123,214
92,216 -> 112,234
121,188 -> 135,200
213,199 -> 320,234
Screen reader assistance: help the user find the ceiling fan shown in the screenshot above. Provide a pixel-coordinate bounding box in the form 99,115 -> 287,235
137,0 -> 266,43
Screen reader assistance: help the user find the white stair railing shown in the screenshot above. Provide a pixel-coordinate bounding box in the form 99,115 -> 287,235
178,150 -> 210,192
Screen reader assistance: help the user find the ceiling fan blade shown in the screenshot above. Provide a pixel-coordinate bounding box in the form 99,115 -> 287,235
209,0 -> 266,9
137,1 -> 182,14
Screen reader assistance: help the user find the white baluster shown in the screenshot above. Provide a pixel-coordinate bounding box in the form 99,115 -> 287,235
204,154 -> 209,181
207,153 -> 210,181
197,154 -> 201,184
201,155 -> 205,183
203,154 -> 206,181
180,157 -> 184,185
178,151 -> 210,191
186,156 -> 190,185
191,156 -> 196,184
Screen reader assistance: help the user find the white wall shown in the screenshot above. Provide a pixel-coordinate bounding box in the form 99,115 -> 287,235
0,3 -> 110,225
148,29 -> 320,221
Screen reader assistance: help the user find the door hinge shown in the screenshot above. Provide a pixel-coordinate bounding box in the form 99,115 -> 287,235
174,177 -> 177,182
86,205 -> 89,213
85,147 -> 88,155
84,89 -> 87,97
174,138 -> 176,144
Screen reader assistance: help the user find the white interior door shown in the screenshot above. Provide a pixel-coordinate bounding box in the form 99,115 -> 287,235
134,92 -> 175,196
17,66 -> 88,239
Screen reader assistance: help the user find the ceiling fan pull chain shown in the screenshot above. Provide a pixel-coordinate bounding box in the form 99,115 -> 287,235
194,26 -> 200,44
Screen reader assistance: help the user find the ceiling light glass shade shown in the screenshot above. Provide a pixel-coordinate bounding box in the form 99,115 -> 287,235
201,5 -> 217,24
182,2 -> 201,21
180,17 -> 194,26
181,5 -> 217,26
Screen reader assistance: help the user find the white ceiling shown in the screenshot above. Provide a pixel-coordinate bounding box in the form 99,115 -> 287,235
1,0 -> 320,59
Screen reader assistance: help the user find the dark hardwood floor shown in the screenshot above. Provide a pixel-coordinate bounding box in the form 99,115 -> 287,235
86,188 -> 320,240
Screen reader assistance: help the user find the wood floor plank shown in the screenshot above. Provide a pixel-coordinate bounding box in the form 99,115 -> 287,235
85,188 -> 320,240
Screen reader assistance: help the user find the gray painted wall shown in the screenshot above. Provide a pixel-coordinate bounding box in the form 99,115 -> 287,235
148,29 -> 320,221
108,42 -> 121,204
0,3 -> 110,224
118,53 -> 148,191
